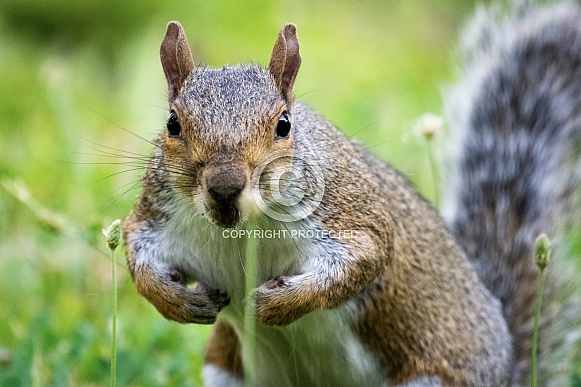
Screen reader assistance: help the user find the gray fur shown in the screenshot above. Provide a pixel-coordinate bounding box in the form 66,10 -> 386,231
443,1 -> 581,384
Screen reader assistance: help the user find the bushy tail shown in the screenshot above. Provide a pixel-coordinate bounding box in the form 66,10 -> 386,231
443,1 -> 581,384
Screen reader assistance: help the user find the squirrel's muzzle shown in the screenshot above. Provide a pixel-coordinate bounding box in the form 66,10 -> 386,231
204,164 -> 246,228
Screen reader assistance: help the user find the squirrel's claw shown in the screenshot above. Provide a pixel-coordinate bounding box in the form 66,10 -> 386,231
134,264 -> 229,324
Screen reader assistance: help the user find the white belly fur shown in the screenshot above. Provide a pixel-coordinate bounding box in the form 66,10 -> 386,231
157,199 -> 386,386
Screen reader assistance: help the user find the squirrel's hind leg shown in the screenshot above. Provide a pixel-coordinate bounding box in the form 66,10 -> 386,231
203,320 -> 243,387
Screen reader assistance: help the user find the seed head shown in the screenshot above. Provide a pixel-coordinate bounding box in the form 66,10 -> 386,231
103,219 -> 122,251
535,233 -> 551,270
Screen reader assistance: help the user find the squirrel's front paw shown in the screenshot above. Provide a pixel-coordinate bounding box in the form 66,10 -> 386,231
167,281 -> 229,324
251,275 -> 314,326
134,264 -> 229,324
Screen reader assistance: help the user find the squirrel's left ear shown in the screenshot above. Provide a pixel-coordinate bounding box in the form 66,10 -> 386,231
269,24 -> 301,103
160,21 -> 195,104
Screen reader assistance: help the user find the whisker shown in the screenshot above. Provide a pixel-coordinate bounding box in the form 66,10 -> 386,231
79,138 -> 150,158
345,120 -> 380,140
96,167 -> 150,182
360,139 -> 395,151
293,89 -> 316,101
82,104 -> 160,149
104,181 -> 143,209
110,179 -> 144,194
139,103 -> 170,111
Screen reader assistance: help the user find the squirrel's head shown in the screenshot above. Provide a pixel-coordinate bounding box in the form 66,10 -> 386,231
158,22 -> 302,228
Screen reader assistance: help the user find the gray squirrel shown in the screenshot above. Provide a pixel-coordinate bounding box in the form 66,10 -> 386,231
122,1 -> 581,385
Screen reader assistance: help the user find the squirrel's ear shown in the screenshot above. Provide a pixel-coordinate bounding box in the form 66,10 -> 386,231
160,21 -> 195,103
269,24 -> 301,103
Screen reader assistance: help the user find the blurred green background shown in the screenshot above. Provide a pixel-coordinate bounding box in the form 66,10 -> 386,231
0,0 -> 579,386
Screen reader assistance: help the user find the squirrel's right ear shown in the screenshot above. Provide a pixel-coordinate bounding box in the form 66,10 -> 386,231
160,21 -> 195,104
269,24 -> 301,103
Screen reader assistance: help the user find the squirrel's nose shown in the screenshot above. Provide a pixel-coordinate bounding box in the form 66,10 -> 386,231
206,166 -> 246,203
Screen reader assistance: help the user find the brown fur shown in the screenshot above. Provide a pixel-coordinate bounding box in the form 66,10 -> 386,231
204,320 -> 244,379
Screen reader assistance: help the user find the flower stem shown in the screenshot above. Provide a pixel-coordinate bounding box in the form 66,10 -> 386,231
532,234 -> 551,387
110,246 -> 118,387
426,144 -> 440,207
243,224 -> 258,387
103,219 -> 121,387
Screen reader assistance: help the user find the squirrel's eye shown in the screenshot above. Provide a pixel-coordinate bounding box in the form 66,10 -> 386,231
167,110 -> 181,137
276,111 -> 291,138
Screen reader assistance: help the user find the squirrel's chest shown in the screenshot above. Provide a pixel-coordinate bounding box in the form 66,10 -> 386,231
157,203 -> 311,296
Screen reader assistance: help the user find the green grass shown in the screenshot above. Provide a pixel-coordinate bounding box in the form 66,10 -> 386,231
0,0 -> 579,385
